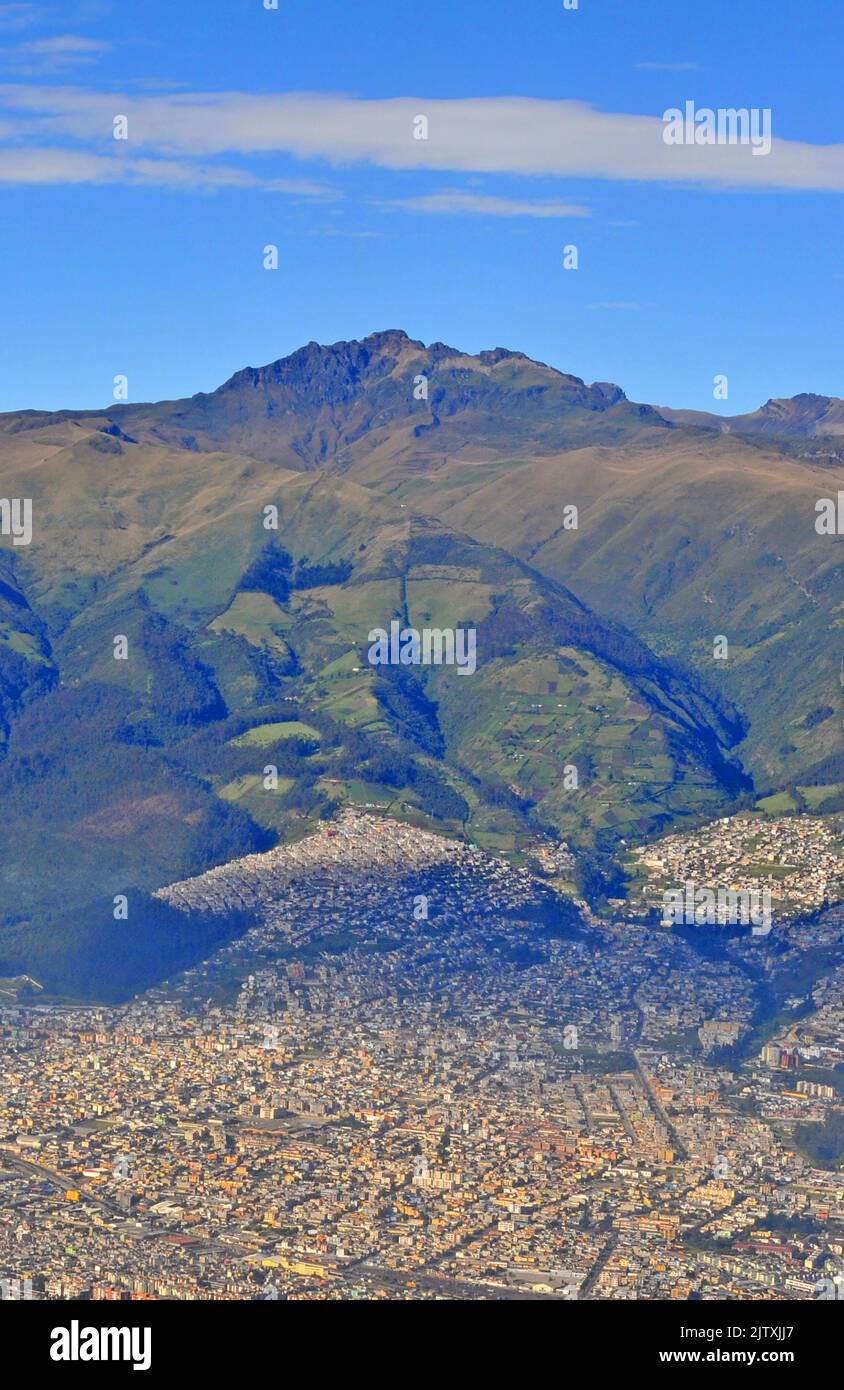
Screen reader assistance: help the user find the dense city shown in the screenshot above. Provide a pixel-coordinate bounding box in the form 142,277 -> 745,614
1,811 -> 843,1302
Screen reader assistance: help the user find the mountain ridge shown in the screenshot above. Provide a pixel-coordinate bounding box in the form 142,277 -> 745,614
1,328 -> 842,999
6,328 -> 841,445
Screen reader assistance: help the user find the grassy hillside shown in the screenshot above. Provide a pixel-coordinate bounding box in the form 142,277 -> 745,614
8,333 -> 839,801
398,429 -> 843,790
6,327 -> 836,997
0,415 -> 750,995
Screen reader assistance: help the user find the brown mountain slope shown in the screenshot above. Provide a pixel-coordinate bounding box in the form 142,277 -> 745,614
660,392 -> 844,440
2,330 -> 842,793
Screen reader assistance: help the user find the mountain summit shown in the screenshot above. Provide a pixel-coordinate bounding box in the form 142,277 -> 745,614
0,330 -> 842,997
75,329 -> 653,468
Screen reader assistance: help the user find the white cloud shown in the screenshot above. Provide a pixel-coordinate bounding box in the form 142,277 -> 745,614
0,145 -> 339,195
0,88 -> 841,194
0,34 -> 109,74
377,190 -> 590,218
306,226 -> 383,238
0,146 -> 104,180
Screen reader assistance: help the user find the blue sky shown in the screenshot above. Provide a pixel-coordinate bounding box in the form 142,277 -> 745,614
0,0 -> 841,413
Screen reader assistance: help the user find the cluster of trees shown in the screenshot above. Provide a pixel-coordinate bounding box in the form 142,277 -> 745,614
0,679 -> 272,939
572,847 -> 630,906
175,718 -> 320,785
294,556 -> 353,588
239,540 -> 294,603
804,705 -> 835,730
355,746 -> 468,822
0,639 -> 57,743
170,693 -> 469,825
795,1110 -> 844,1169
239,542 -> 352,604
133,611 -> 227,740
0,570 -> 58,737
373,666 -> 443,756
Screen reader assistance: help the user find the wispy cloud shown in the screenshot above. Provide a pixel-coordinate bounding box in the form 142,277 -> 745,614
0,3 -> 42,31
377,190 -> 590,218
0,88 -> 842,194
0,34 -> 108,74
306,226 -> 383,238
0,145 -> 339,195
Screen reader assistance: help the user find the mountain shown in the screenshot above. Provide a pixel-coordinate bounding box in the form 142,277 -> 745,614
660,392 -> 844,440
1,328 -> 841,997
3,329 -> 670,471
82,325 -> 832,796
393,423 -> 844,791
0,430 -> 746,995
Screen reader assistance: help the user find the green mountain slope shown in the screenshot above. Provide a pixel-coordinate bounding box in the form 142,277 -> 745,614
67,326 -> 832,796
0,415 -> 749,994
5,326 -> 840,997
